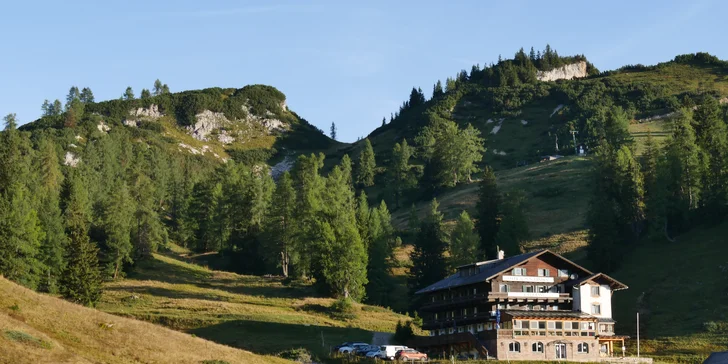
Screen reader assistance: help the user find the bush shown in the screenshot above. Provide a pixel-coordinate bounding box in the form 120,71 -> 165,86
393,320 -> 415,344
4,330 -> 52,349
201,361 -> 230,364
703,321 -> 727,333
329,297 -> 358,320
279,348 -> 314,363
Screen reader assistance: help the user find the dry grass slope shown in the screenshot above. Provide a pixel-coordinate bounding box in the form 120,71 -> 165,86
0,277 -> 290,364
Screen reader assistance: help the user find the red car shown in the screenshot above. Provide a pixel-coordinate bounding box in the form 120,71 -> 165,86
395,349 -> 428,361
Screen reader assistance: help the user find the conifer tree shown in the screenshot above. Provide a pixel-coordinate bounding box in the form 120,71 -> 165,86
496,190 -> 530,256
140,89 -> 152,99
52,100 -> 63,116
356,138 -> 376,187
356,190 -> 371,247
65,86 -> 80,109
388,139 -> 414,207
101,180 -> 134,279
692,97 -> 728,217
291,153 -> 325,277
662,111 -> 702,233
124,87 -> 135,100
80,87 -> 95,103
409,199 -> 448,295
60,176 -> 102,306
433,80 -> 444,98
35,138 -> 67,292
476,166 -> 499,258
153,79 -> 164,96
266,171 -> 296,277
365,200 -> 395,306
449,211 -> 479,270
330,122 -> 337,140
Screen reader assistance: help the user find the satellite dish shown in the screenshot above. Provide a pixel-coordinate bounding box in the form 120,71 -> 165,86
570,273 -> 578,280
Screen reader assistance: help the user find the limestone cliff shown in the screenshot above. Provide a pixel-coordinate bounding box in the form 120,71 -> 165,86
537,61 -> 588,82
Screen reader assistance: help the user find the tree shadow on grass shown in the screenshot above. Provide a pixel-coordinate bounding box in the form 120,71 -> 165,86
189,320 -> 373,359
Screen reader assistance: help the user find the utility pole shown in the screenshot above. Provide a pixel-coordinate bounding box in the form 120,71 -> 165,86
637,312 -> 640,358
570,130 -> 579,155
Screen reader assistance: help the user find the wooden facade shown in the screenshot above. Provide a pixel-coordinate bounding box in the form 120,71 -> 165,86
411,250 -> 628,361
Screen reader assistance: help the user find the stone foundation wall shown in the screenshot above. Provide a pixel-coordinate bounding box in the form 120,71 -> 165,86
496,339 -> 600,362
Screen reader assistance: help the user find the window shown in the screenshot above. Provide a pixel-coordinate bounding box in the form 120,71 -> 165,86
592,304 -> 601,315
448,328 -> 454,334
457,326 -> 464,333
555,321 -> 563,330
473,288 -> 477,295
500,284 -> 510,292
474,307 -> 478,314
523,285 -> 535,293
530,321 -> 539,329
532,342 -> 544,353
527,304 -> 534,311
429,331 -> 435,336
434,313 -> 439,320
467,325 -> 474,333
537,285 -> 548,293
520,321 -> 529,329
439,329 -> 446,335
570,322 -> 580,330
537,268 -> 550,277
477,324 -> 484,332
581,322 -> 589,330
538,321 -> 546,329
509,342 -> 521,353
577,342 -> 589,353
591,286 -> 601,297
513,267 -> 527,276
547,321 -> 556,330
558,269 -> 569,277
497,304 -> 505,309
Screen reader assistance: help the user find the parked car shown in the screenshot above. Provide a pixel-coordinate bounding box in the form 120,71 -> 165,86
332,342 -> 356,352
354,345 -> 380,356
338,342 -> 368,354
366,350 -> 381,359
377,345 -> 408,361
395,348 -> 428,361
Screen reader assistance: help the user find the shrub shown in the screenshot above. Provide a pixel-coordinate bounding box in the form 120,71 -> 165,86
393,320 -> 414,344
279,348 -> 314,363
201,360 -> 230,364
703,321 -> 727,333
329,297 -> 357,320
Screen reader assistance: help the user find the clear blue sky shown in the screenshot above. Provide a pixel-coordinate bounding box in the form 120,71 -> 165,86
1,0 -> 726,142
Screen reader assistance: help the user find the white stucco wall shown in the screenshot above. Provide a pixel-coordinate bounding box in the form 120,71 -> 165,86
573,284 -> 612,318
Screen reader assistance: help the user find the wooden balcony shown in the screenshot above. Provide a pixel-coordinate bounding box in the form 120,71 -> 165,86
488,292 -> 572,302
420,292 -> 490,311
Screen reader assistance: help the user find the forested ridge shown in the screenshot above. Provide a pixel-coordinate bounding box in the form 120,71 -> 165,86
2,47 -> 728,321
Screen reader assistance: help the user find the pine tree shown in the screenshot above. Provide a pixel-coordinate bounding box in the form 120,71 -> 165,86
153,79 -> 164,96
476,166 -> 499,258
365,200 -> 395,306
496,190 -> 529,256
140,89 -> 152,99
41,100 -> 52,116
433,80 -> 444,98
409,199 -> 448,296
266,171 -> 296,277
330,122 -> 337,140
65,86 -> 80,109
663,111 -> 702,233
60,176 -> 102,306
356,138 -> 376,187
388,139 -> 414,207
124,87 -> 135,100
449,211 -> 479,270
52,100 -> 63,116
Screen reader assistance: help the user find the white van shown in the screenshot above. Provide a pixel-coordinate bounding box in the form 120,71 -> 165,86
377,345 -> 408,361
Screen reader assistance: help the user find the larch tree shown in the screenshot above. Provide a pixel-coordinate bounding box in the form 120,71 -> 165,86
409,199 -> 448,297
449,211 -> 480,270
101,180 -> 134,279
266,171 -> 296,277
356,138 -> 376,187
80,87 -> 95,103
124,87 -> 135,100
140,88 -> 152,99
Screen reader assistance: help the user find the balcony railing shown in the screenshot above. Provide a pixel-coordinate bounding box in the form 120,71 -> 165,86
488,292 -> 571,300
421,292 -> 490,310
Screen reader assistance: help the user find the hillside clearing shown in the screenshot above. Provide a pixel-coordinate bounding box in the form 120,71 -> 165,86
0,277 -> 288,364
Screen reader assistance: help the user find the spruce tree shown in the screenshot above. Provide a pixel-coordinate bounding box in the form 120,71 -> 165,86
80,87 -> 95,103
409,199 -> 448,295
330,122 -> 337,140
476,166 -> 499,258
356,138 -> 376,187
495,190 -> 530,256
664,111 -> 702,233
140,89 -> 152,99
356,190 -> 371,247
692,97 -> 728,217
449,211 -> 480,270
365,201 -> 395,306
291,153 -> 325,277
124,87 -> 135,100
60,176 -> 102,306
388,139 -> 414,207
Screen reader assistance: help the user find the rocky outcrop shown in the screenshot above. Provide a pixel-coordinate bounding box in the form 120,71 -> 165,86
64,152 -> 80,167
537,61 -> 588,82
187,110 -> 230,141
124,104 -> 163,127
97,122 -> 110,133
241,105 -> 288,133
270,156 -> 295,179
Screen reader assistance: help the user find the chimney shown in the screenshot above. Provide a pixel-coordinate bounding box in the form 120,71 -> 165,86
498,250 -> 505,260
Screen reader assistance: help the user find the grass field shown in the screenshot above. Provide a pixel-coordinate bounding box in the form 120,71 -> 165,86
97,247 -> 416,361
0,277 -> 288,364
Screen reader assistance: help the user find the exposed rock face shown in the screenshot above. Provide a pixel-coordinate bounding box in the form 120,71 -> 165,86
64,152 -> 80,167
270,156 -> 295,179
97,122 -> 110,133
241,105 -> 288,133
187,110 -> 230,141
537,61 -> 588,82
124,104 -> 163,127
550,104 -> 565,118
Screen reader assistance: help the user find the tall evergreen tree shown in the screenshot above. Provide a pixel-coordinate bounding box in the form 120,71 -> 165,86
692,97 -> 728,217
409,199 -> 448,296
449,211 -> 480,270
433,80 -> 444,98
101,180 -> 134,279
60,176 -> 102,306
356,138 -> 376,187
388,139 -> 414,207
365,200 -> 395,306
356,190 -> 371,247
663,111 -> 702,234
476,166 -> 499,258
140,89 -> 152,99
124,87 -> 135,100
291,153 -> 325,277
65,86 -> 80,109
266,171 -> 296,277
80,87 -> 95,103
496,190 -> 530,256
330,122 -> 337,140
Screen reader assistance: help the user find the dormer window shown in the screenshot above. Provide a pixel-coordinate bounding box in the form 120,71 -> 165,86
537,268 -> 550,277
513,268 -> 527,276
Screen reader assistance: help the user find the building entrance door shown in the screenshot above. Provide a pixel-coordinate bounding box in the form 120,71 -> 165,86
555,344 -> 566,359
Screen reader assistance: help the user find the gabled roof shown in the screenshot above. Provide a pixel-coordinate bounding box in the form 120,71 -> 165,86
568,273 -> 628,291
415,251 -> 542,295
415,249 -> 595,295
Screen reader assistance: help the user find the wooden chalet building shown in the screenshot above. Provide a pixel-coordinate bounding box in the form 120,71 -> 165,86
410,250 -> 628,361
